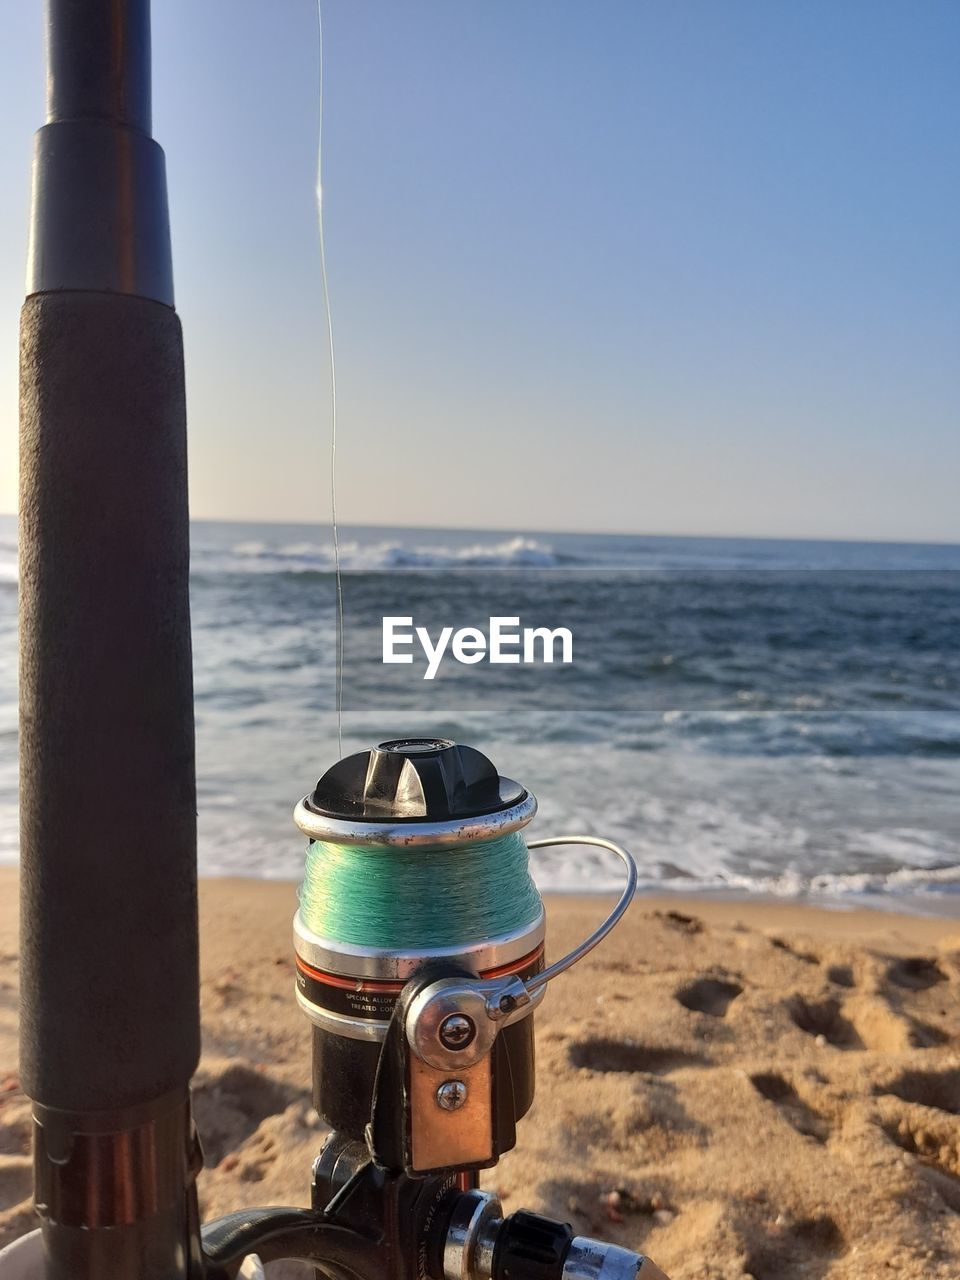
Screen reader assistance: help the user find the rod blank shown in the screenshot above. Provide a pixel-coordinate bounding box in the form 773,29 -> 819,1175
45,0 -> 152,132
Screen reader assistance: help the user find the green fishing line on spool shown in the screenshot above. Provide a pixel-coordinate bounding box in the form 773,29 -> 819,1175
298,831 -> 542,949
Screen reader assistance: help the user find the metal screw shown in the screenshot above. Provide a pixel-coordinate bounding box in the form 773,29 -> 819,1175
436,1079 -> 468,1111
439,1013 -> 476,1051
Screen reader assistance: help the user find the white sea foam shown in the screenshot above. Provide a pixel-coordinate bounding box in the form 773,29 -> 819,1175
206,535 -> 561,574
0,537 -> 17,585
527,843 -> 960,905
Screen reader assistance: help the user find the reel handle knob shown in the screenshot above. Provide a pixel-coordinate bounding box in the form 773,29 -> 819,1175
441,1192 -> 671,1280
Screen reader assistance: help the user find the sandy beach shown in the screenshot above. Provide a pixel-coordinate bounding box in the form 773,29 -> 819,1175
0,870 -> 956,1277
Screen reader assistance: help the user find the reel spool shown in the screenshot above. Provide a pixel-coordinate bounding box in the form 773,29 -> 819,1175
293,738 -> 636,1178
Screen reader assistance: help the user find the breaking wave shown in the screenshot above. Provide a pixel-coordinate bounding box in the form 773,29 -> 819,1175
199,535 -> 563,574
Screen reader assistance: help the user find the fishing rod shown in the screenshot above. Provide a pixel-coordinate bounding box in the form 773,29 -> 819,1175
15,5 -> 671,1279
19,1 -> 201,1277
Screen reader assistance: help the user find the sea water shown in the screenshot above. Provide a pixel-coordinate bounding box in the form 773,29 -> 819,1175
1,515 -> 959,916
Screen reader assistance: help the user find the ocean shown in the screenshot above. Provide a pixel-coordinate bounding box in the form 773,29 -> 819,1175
2,516 -> 960,915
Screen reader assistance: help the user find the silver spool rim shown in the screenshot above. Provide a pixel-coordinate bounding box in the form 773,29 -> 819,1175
293,790 -> 538,847
293,905 -> 546,980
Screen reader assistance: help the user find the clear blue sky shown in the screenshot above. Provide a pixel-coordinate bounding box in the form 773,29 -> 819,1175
1,1 -> 958,540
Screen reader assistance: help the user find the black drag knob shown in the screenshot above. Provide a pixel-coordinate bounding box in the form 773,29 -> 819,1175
309,738 -> 527,822
493,1210 -> 575,1280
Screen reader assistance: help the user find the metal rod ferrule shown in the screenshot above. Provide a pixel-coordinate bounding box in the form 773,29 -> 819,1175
31,1092 -> 201,1280
33,1091 -> 198,1230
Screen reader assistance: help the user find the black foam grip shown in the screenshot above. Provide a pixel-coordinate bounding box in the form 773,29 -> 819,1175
19,291 -> 200,1111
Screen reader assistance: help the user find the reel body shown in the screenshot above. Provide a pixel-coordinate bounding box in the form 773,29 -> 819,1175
201,737 -> 667,1280
293,739 -> 544,1172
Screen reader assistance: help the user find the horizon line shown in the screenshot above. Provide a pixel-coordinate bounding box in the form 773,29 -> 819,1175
1,510 -> 959,550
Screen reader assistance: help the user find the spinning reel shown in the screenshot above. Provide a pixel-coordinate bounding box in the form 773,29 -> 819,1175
201,739 -> 669,1280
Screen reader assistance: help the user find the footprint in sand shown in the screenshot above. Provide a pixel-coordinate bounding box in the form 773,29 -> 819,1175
787,996 -> 862,1049
654,910 -> 704,936
769,937 -> 819,965
886,956 -> 947,991
192,1063 -> 309,1167
879,1067 -> 960,1115
675,976 -> 743,1018
825,964 -> 855,989
788,993 -> 944,1053
907,1019 -> 951,1049
881,1111 -> 960,1191
748,1072 -> 830,1143
877,1075 -> 960,1213
743,1213 -> 846,1280
568,1038 -> 707,1075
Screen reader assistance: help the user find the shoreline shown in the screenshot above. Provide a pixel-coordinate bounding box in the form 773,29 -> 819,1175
2,862 -> 959,921
199,874 -> 960,930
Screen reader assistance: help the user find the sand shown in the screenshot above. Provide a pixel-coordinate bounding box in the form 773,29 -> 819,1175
0,871 -> 956,1278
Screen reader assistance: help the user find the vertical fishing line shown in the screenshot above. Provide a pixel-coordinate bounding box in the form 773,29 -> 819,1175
316,0 -> 344,758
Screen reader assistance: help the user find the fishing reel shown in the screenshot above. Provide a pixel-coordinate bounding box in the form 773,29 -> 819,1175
201,739 -> 668,1280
